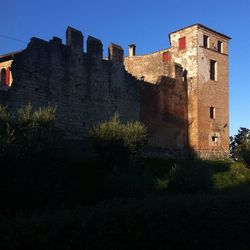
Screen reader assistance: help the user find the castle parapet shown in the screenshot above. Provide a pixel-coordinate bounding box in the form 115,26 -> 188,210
87,36 -> 103,60
66,26 -> 83,52
108,43 -> 124,64
50,37 -> 62,46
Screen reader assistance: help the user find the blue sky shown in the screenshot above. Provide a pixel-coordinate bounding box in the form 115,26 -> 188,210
1,0 -> 249,136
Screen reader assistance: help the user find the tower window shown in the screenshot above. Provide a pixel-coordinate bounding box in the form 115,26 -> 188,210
203,35 -> 209,48
6,67 -> 11,86
179,37 -> 186,50
212,135 -> 218,142
210,107 -> 215,119
217,41 -> 223,53
210,60 -> 217,80
163,52 -> 169,62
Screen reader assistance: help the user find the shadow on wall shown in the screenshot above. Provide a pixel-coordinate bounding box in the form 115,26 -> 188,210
139,75 -> 189,157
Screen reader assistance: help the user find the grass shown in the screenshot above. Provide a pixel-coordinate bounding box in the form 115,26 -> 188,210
2,190 -> 250,250
1,155 -> 250,249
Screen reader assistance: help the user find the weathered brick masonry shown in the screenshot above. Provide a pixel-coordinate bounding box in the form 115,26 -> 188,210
0,24 -> 230,158
124,24 -> 230,158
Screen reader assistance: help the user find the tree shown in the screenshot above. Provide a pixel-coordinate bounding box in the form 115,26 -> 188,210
90,114 -> 147,170
0,103 -> 60,162
230,127 -> 250,165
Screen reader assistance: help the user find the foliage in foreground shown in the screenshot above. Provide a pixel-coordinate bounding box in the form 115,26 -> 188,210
1,147 -> 250,249
90,113 -> 147,169
0,103 -> 60,161
2,190 -> 250,250
2,105 -> 250,250
2,154 -> 250,213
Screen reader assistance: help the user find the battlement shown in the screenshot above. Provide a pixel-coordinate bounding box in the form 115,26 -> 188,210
66,26 -> 84,52
15,26 -> 126,64
0,24 -> 230,159
87,36 -> 103,61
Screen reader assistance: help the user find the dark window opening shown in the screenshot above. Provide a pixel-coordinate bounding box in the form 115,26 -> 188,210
203,35 -> 209,48
179,37 -> 186,50
217,41 -> 222,53
212,135 -> 218,142
182,69 -> 188,83
210,60 -> 217,80
210,107 -> 215,119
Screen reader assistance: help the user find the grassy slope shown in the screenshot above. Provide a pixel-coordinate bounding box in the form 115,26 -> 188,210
1,157 -> 250,249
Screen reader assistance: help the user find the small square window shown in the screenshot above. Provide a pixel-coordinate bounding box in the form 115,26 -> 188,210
210,107 -> 215,119
203,35 -> 209,48
212,135 -> 218,142
179,37 -> 186,50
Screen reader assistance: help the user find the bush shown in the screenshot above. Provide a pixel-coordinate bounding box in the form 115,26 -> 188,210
90,114 -> 147,170
213,162 -> 250,189
0,104 -> 66,212
2,193 -> 250,250
0,106 -> 15,158
0,103 -> 60,161
103,172 -> 154,199
167,163 -> 214,193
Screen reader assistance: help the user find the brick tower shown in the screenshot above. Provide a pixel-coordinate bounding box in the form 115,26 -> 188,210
169,24 -> 231,158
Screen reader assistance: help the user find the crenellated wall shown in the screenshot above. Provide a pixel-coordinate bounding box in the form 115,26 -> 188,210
0,24 -> 230,159
0,31 -> 140,139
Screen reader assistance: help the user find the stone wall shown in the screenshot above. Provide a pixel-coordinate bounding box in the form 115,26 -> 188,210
124,49 -> 173,84
0,24 -> 230,159
0,33 -> 140,139
140,77 -> 188,149
124,47 -> 189,151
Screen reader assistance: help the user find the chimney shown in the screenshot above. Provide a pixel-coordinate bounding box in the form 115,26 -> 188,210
128,44 -> 136,57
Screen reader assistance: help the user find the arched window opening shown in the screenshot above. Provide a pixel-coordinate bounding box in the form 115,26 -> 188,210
6,67 -> 11,86
0,68 -> 6,86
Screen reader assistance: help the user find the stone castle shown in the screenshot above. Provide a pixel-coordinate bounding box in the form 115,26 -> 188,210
0,24 -> 230,158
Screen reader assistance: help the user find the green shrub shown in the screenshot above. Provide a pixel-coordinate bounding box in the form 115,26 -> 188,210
140,157 -> 176,178
123,121 -> 148,155
15,104 -> 60,158
154,177 -> 169,191
2,193 -> 250,250
0,106 -> 15,158
213,162 -> 250,189
0,104 -> 66,212
90,114 -> 147,170
103,172 -> 154,198
167,164 -> 214,193
0,103 -> 60,161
